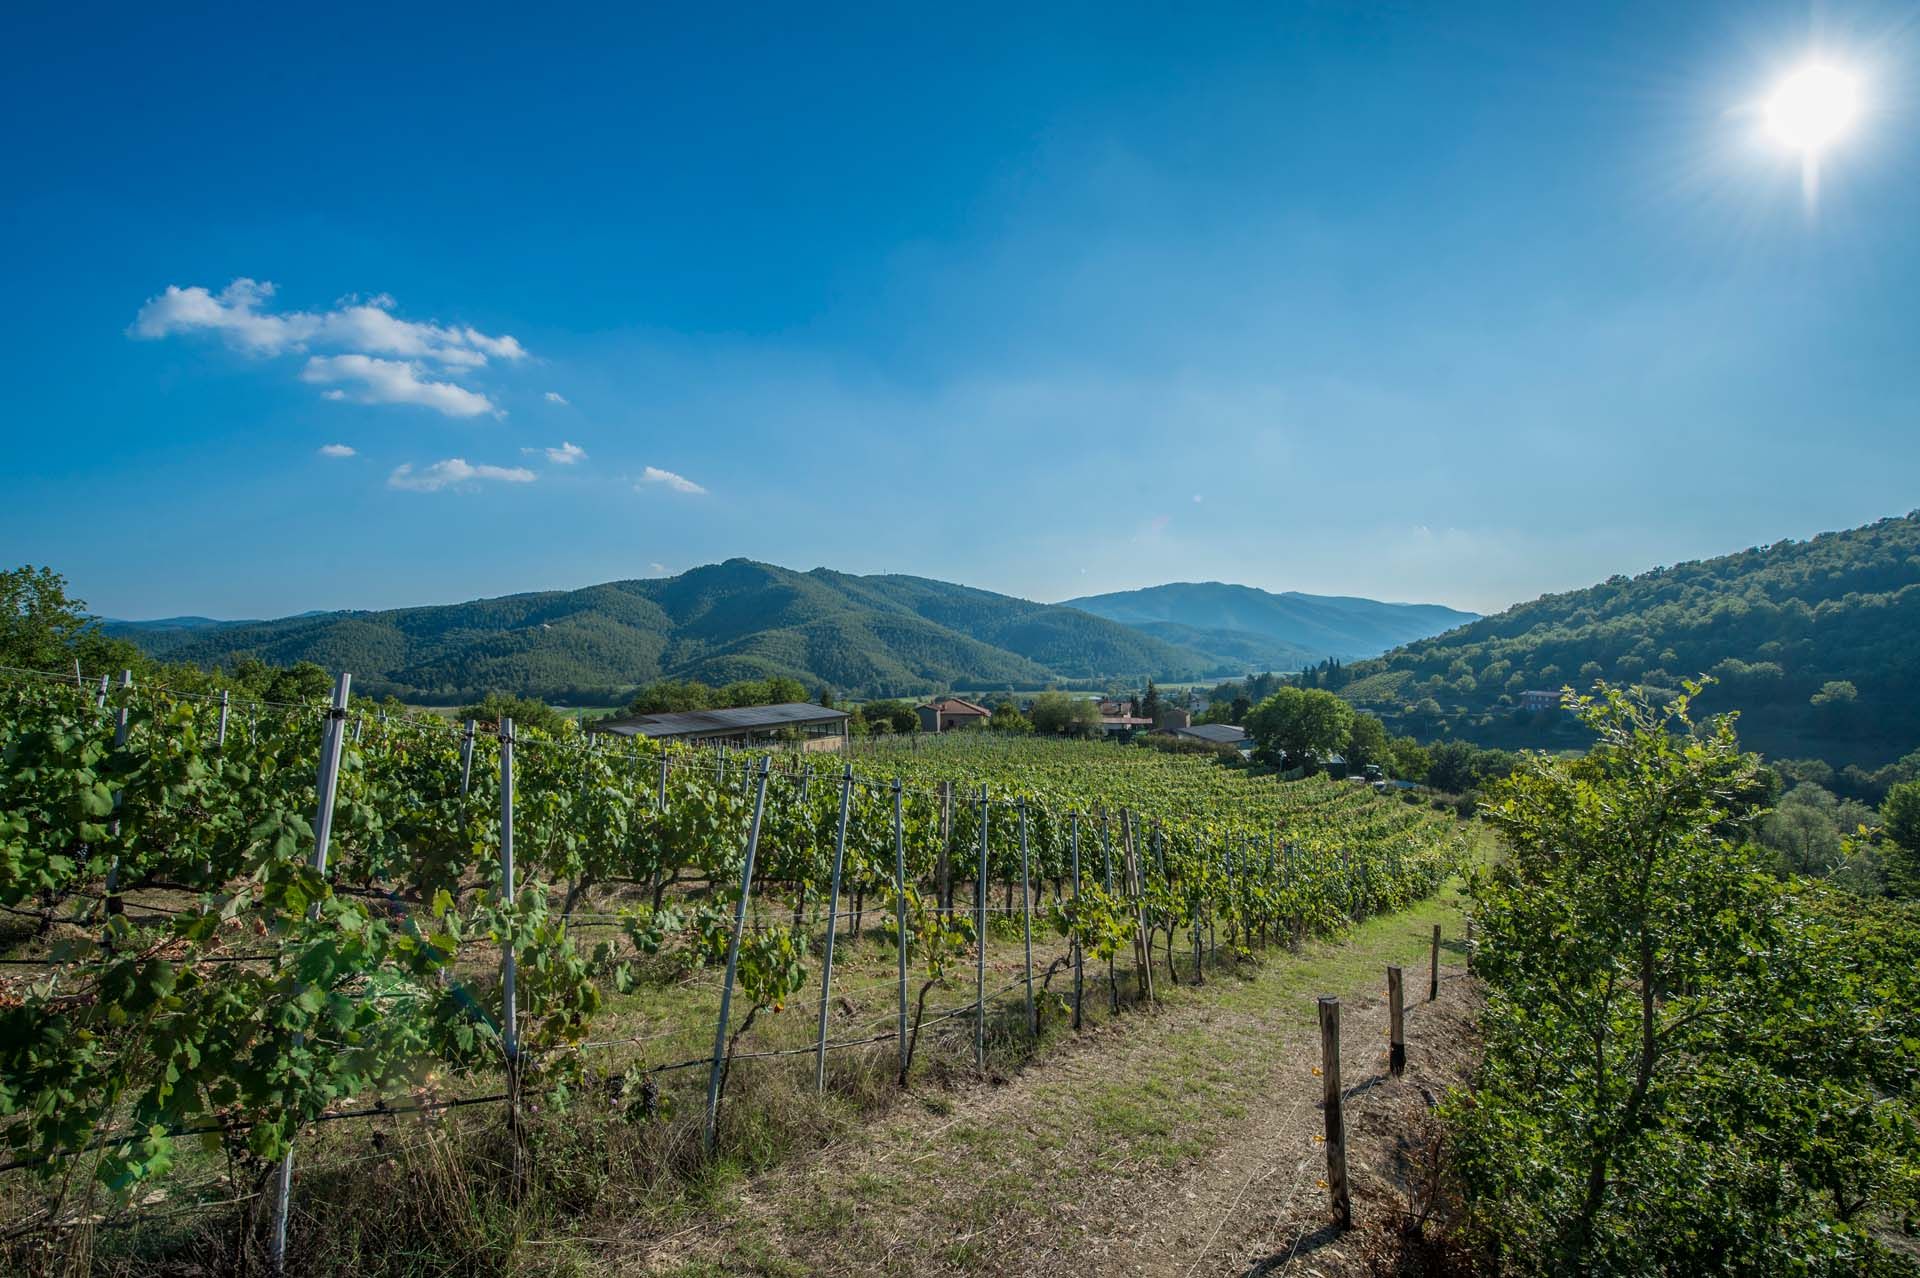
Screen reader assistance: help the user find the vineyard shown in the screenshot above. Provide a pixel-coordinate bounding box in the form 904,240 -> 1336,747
0,666 -> 1468,1272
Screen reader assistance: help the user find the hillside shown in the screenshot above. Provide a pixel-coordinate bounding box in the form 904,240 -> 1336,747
1062,581 -> 1478,667
108,560 -> 1238,702
1328,511 -> 1920,766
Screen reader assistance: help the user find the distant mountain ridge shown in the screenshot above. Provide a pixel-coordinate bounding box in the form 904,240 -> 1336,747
104,563 -> 1471,703
1062,581 -> 1479,667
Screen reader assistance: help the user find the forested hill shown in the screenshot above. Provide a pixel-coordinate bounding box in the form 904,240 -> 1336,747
1063,581 -> 1477,668
1325,511 -> 1920,766
106,560 -> 1241,703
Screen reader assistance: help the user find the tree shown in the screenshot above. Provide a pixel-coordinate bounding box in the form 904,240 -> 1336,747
1344,713 -> 1391,773
1883,780 -> 1920,898
1244,687 -> 1353,769
0,565 -> 139,674
1448,682 -> 1920,1273
856,699 -> 920,735
1140,679 -> 1163,727
461,692 -> 569,736
1029,691 -> 1101,738
627,679 -> 713,715
988,703 -> 1032,734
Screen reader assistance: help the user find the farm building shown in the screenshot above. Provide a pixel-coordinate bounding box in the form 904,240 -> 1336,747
1166,722 -> 1249,748
1517,689 -> 1561,713
588,702 -> 850,751
917,697 -> 991,733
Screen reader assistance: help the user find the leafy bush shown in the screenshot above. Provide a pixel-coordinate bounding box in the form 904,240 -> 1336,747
1448,682 -> 1920,1275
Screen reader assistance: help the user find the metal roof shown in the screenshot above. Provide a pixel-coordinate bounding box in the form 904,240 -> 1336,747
588,702 -> 849,739
1169,723 -> 1249,744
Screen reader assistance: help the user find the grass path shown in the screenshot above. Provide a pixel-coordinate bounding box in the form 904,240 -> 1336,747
633,878 -> 1476,1277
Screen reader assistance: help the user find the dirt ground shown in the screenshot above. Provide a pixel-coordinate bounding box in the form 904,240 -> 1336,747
625,886 -> 1483,1278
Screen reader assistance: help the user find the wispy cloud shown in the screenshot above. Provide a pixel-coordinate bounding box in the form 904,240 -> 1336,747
302,355 -> 497,418
544,391 -> 569,405
316,443 -> 356,458
131,278 -> 525,416
388,458 -> 537,492
637,466 -> 706,495
649,561 -> 668,574
524,441 -> 586,465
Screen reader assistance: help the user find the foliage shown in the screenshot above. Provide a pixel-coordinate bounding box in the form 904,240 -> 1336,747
1327,510 -> 1920,766
1882,780 -> 1920,898
1245,686 -> 1353,768
458,691 -> 570,735
0,567 -> 142,676
1028,691 -> 1102,738
988,702 -> 1032,734
1449,681 -> 1920,1275
0,669 -> 1465,1211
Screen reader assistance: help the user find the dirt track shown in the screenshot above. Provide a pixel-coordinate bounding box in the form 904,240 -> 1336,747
634,889 -> 1481,1278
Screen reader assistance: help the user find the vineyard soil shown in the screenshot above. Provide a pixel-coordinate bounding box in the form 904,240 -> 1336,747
636,878 -> 1478,1278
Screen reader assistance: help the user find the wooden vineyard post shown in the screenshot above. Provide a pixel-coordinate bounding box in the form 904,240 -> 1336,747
975,785 -> 988,1071
1430,924 -> 1441,1002
1388,965 -> 1406,1078
1317,995 -> 1351,1229
892,779 -> 909,1085
216,689 -> 230,748
95,672 -> 109,712
499,718 -> 526,1196
704,758 -> 772,1153
270,672 -> 352,1276
1070,812 -> 1084,1031
814,767 -> 854,1092
1018,799 -> 1035,1040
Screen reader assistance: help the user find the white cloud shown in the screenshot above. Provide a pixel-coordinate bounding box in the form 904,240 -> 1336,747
637,466 -> 706,495
317,443 -> 356,458
649,562 -> 668,574
301,355 -> 497,418
131,278 -> 528,415
387,458 -> 537,492
523,441 -> 586,465
1192,493 -> 1204,503
544,391 -> 569,405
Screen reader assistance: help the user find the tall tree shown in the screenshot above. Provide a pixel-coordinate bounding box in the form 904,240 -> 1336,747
1244,687 -> 1354,769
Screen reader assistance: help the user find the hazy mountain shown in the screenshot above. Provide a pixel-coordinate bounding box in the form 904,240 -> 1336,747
109,561 -> 1237,702
1061,582 -> 1479,665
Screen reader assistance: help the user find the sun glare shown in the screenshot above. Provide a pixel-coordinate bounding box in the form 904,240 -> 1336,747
1764,63 -> 1862,153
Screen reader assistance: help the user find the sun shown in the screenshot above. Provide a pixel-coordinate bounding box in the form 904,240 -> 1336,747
1764,64 -> 1862,154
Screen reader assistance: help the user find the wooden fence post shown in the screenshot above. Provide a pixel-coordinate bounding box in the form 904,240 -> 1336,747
1430,924 -> 1441,1002
1318,995 -> 1351,1229
1388,965 -> 1406,1078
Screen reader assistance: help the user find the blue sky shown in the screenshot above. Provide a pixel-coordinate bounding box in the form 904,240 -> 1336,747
4,2 -> 1917,620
